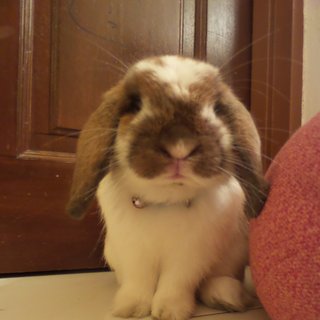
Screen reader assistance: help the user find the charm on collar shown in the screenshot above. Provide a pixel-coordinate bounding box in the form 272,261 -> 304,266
185,199 -> 192,208
132,196 -> 145,209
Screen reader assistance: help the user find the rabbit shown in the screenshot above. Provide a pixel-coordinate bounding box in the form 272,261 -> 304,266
67,55 -> 268,320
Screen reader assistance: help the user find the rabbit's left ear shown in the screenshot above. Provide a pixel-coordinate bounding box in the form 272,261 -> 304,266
218,89 -> 269,218
66,84 -> 124,219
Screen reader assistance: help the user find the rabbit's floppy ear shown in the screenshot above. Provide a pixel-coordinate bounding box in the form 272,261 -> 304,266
67,84 -> 124,219
218,88 -> 269,218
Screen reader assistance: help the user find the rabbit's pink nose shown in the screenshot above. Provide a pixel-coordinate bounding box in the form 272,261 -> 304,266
161,140 -> 200,160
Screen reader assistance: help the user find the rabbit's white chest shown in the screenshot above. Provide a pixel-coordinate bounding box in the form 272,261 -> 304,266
97,174 -> 246,281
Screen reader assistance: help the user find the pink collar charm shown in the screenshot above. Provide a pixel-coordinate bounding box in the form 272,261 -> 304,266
132,197 -> 145,209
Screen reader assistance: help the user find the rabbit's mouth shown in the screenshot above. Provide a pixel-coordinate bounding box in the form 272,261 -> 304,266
166,158 -> 187,179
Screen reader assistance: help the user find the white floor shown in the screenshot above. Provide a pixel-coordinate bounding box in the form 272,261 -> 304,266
0,272 -> 270,320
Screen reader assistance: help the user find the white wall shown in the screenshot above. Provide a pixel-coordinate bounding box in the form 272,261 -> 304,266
302,0 -> 320,123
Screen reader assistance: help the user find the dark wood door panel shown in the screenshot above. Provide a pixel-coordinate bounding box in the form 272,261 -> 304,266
0,0 -> 19,157
207,0 -> 252,107
0,157 -> 104,274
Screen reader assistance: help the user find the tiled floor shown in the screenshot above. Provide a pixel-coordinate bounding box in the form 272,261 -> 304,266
0,272 -> 270,320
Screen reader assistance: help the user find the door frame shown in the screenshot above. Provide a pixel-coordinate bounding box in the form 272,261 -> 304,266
250,0 -> 304,167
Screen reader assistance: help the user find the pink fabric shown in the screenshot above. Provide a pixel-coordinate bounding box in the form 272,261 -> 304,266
250,113 -> 320,320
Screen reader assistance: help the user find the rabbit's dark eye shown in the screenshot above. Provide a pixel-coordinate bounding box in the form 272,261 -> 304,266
213,102 -> 225,116
122,94 -> 141,115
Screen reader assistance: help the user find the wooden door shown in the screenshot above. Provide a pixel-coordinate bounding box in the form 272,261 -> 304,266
0,0 -> 254,274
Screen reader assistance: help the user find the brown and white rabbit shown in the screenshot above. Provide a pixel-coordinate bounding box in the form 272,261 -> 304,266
67,55 -> 268,320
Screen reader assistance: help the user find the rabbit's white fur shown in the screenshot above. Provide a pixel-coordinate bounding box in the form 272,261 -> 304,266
97,167 -> 248,319
135,55 -> 219,98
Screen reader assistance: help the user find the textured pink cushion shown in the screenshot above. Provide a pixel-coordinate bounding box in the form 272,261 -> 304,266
250,113 -> 320,319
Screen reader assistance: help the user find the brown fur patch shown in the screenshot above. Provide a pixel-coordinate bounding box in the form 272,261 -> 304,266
127,98 -> 227,179
189,73 -> 220,105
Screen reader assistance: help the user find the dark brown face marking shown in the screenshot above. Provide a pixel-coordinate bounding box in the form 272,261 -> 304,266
126,96 -> 227,179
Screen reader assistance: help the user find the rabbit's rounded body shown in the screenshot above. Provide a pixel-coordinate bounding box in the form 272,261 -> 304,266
67,56 -> 268,319
98,171 -> 248,318
98,172 -> 247,280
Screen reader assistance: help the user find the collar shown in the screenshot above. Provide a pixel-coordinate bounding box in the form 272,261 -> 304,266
131,196 -> 192,209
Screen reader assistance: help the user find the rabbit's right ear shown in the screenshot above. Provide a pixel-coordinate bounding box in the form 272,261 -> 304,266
66,84 -> 124,219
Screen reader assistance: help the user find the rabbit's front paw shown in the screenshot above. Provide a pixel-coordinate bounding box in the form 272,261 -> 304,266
151,291 -> 194,320
112,287 -> 152,318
